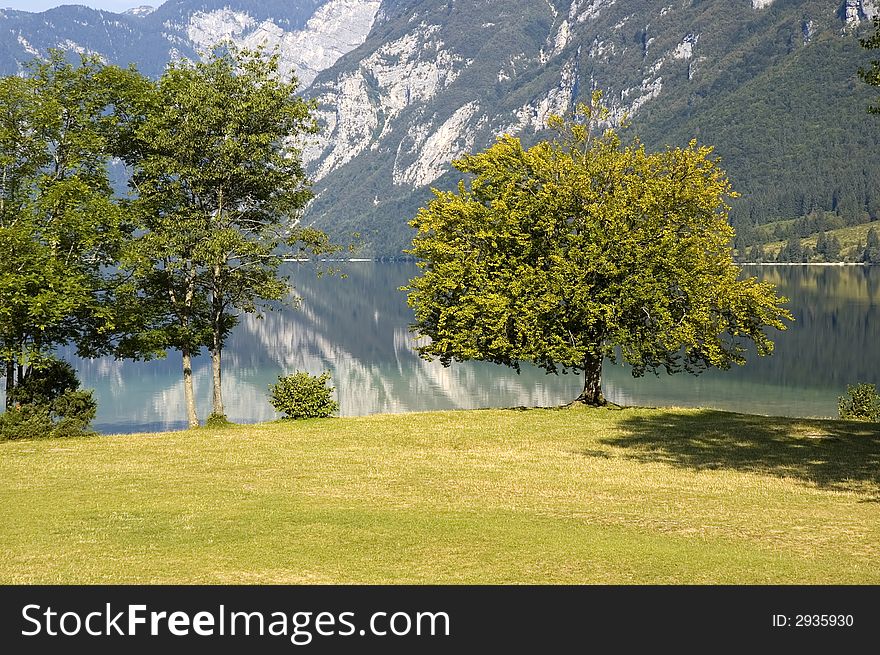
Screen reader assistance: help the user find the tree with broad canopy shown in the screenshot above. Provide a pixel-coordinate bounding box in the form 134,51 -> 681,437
405,93 -> 792,406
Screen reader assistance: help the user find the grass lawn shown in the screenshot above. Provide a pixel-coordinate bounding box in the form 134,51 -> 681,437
1,406 -> 878,584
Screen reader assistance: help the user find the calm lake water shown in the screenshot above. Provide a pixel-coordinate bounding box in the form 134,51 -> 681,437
41,263 -> 880,433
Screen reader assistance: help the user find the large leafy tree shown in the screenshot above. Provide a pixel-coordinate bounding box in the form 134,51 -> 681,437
405,95 -> 792,405
119,45 -> 333,426
0,53 -> 131,408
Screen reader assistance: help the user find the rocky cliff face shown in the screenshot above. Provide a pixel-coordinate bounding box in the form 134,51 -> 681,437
839,0 -> 879,34
0,0 -> 377,81
178,0 -> 380,85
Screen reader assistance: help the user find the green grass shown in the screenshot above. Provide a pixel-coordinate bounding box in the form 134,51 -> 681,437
2,406 -> 879,584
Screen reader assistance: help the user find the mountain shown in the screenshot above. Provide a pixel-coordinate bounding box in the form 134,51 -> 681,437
0,0 -> 377,81
301,0 -> 880,255
2,1 -> 880,256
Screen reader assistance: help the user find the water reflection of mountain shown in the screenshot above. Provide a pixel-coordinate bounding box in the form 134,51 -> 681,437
13,263 -> 877,433
228,261 -> 415,374
236,262 -> 582,416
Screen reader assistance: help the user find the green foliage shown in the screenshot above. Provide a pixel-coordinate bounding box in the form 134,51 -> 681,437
115,43 -> 338,424
814,230 -> 842,261
0,51 -> 136,398
860,17 -> 880,113
9,359 -> 80,406
838,383 -> 880,422
406,94 -> 792,404
745,244 -> 767,263
205,413 -> 232,428
0,359 -> 96,440
269,371 -> 339,420
776,236 -> 807,263
50,391 -> 98,431
0,404 -> 54,441
863,227 -> 880,263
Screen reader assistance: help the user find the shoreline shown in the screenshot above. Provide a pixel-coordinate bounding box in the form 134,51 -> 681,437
738,262 -> 875,266
283,258 -> 878,266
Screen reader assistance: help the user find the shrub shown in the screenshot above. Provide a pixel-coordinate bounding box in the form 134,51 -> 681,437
1,360 -> 97,440
50,390 -> 98,437
269,371 -> 339,419
0,404 -> 54,441
206,413 -> 231,428
9,359 -> 80,406
838,383 -> 880,422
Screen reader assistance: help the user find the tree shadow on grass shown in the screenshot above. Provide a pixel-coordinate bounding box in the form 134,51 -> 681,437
600,409 -> 880,497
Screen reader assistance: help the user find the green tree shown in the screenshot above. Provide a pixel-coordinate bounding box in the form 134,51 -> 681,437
863,227 -> 880,263
746,244 -> 766,263
838,383 -> 880,422
860,17 -> 880,113
118,45 -> 334,426
777,236 -> 804,263
405,95 -> 792,405
815,230 -> 828,260
1,357 -> 97,440
0,52 -> 130,408
826,235 -> 842,261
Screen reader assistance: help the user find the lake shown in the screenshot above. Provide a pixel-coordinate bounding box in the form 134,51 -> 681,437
37,263 -> 880,433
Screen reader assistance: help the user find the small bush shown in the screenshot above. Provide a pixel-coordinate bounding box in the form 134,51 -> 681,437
0,404 -> 54,440
838,383 -> 880,422
51,389 -> 98,425
49,389 -> 98,439
1,360 -> 97,440
206,413 -> 231,428
269,371 -> 339,419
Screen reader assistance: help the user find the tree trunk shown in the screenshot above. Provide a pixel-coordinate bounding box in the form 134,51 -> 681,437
182,346 -> 199,429
574,354 -> 606,406
210,265 -> 225,419
4,358 -> 14,409
210,343 -> 224,419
